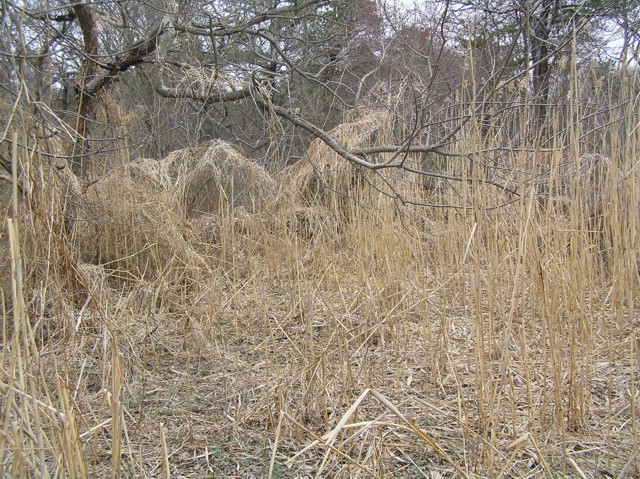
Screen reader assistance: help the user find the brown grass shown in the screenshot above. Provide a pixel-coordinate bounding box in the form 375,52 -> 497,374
1,77 -> 639,479
162,140 -> 277,217
278,110 -> 394,220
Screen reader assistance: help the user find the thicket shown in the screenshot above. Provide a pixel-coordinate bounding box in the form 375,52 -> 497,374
0,0 -> 639,477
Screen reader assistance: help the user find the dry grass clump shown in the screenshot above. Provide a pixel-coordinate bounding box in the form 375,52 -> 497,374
75,140 -> 277,284
278,110 -> 395,222
276,109 -> 441,241
161,139 -> 277,217
76,157 -> 202,285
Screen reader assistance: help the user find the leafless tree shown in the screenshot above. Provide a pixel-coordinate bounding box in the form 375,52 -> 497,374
1,0 -> 631,207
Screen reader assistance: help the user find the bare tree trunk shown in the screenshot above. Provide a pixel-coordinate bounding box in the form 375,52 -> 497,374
71,3 -> 101,178
529,0 -> 558,126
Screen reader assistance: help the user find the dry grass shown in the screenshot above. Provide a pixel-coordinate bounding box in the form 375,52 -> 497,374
277,109 -> 395,224
0,76 -> 639,479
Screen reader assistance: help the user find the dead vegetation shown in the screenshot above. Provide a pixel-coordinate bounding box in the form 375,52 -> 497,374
162,140 -> 277,217
277,110 -> 394,225
1,98 -> 639,479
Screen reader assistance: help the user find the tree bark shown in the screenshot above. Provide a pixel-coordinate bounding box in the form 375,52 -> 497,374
71,3 -> 101,177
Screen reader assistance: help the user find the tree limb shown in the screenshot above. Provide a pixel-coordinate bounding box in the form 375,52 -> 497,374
150,17 -> 251,104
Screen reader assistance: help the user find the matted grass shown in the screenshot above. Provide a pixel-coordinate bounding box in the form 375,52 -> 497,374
1,79 -> 639,479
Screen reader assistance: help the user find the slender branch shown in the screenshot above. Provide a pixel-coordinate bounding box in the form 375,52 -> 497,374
251,78 -> 519,196
175,0 -> 329,37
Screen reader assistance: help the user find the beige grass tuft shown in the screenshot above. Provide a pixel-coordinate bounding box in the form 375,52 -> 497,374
161,139 -> 277,217
277,110 -> 395,216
